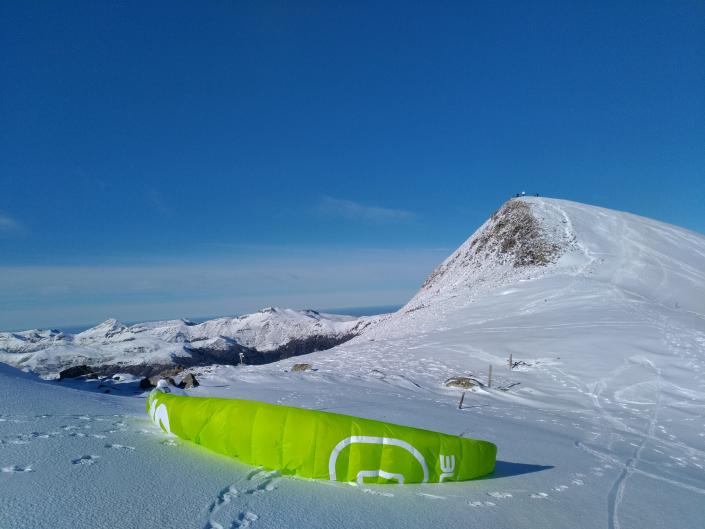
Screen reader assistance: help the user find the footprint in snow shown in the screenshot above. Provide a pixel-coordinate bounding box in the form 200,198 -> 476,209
245,467 -> 266,480
211,484 -> 239,511
487,491 -> 512,499
416,493 -> 445,500
531,492 -> 549,499
72,455 -> 100,465
469,501 -> 496,508
256,479 -> 278,493
2,465 -> 33,473
28,432 -> 50,439
105,443 -> 135,451
247,468 -> 279,484
553,485 -> 569,492
206,485 -> 260,529
362,488 -> 394,497
233,512 -> 259,528
161,439 -> 179,447
69,432 -> 87,438
243,472 -> 279,495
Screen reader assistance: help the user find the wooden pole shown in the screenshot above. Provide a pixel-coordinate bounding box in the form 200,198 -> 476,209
509,353 -> 513,370
488,364 -> 493,388
458,392 -> 465,409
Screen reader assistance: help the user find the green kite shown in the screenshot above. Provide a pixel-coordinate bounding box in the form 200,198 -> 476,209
147,389 -> 496,484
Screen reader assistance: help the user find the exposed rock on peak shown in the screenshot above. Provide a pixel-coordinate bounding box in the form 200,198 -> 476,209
478,199 -> 563,267
421,199 -> 570,290
417,198 -> 574,303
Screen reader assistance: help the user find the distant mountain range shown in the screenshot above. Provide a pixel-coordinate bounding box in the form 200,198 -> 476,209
0,308 -> 378,377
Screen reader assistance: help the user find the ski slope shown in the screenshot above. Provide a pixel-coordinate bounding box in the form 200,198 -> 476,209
1,197 -> 704,529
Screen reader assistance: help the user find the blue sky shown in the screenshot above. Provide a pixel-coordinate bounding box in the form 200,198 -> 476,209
1,1 -> 703,330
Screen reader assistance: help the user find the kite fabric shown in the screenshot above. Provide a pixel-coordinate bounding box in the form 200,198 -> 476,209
147,390 -> 496,484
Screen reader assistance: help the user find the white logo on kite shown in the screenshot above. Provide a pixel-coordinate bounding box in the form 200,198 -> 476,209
439,454 -> 456,482
328,436 -> 429,484
149,399 -> 171,434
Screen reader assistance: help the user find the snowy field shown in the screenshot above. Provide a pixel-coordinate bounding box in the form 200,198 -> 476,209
2,197 -> 704,529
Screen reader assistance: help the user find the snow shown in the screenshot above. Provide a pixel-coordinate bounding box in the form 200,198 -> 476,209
0,307 -> 374,377
1,197 -> 705,529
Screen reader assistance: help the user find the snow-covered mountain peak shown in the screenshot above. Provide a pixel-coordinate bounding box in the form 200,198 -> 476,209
75,318 -> 128,340
424,199 -> 571,284
373,196 -> 705,339
405,197 -> 576,311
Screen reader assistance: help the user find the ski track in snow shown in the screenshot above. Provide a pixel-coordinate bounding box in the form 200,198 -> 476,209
563,295 -> 705,529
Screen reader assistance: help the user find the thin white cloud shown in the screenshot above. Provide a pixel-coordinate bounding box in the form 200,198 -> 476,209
0,246 -> 449,330
147,191 -> 171,215
318,196 -> 415,222
0,212 -> 23,235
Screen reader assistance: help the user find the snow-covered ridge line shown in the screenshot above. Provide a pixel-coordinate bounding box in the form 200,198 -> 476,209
403,197 -> 576,312
0,307 -> 381,378
357,196 -> 705,343
3,196 -> 704,379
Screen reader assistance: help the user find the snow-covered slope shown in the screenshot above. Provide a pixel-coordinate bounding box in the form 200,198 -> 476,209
362,196 -> 705,342
2,197 -> 704,529
187,197 -> 705,528
403,196 -> 702,316
410,198 -> 575,307
0,308 -> 375,377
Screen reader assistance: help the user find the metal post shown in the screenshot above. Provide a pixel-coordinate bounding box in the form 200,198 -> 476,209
509,353 -> 513,370
488,364 -> 493,388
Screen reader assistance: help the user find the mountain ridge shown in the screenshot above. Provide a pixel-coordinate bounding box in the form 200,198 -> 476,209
2,196 -> 703,378
0,307 -> 379,377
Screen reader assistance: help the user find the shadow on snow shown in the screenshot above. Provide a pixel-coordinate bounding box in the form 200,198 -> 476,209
484,461 -> 554,480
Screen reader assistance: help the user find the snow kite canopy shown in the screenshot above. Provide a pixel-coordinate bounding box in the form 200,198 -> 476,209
147,390 -> 496,484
